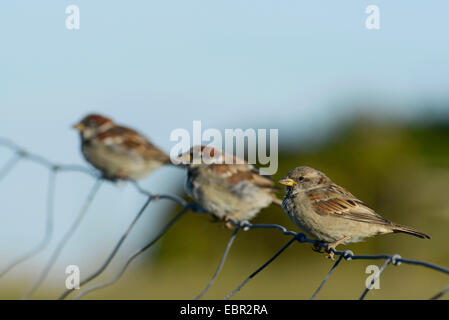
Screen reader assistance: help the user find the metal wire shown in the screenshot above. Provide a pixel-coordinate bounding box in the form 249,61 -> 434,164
22,178 -> 103,299
224,236 -> 298,300
1,137 -> 449,300
57,187 -> 189,300
0,170 -> 57,278
431,283 -> 449,300
72,206 -> 190,300
220,220 -> 449,300
58,195 -> 153,300
194,227 -> 240,300
359,257 -> 392,300
310,254 -> 344,300
0,152 -> 22,181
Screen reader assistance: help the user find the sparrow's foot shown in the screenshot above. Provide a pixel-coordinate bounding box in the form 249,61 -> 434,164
224,221 -> 234,229
312,241 -> 324,253
326,248 -> 336,260
223,212 -> 242,229
325,236 -> 351,260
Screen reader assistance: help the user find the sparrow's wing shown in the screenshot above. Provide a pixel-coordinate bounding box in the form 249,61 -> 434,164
97,126 -> 169,162
306,184 -> 392,226
209,164 -> 280,192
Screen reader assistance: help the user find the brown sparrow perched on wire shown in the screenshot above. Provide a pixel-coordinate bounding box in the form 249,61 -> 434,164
73,114 -> 170,180
178,146 -> 282,227
279,166 -> 430,259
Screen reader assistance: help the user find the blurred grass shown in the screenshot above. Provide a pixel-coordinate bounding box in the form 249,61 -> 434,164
2,115 -> 449,299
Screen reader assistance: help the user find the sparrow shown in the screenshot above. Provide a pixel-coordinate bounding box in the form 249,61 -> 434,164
279,166 -> 430,259
178,146 -> 282,227
73,114 -> 170,180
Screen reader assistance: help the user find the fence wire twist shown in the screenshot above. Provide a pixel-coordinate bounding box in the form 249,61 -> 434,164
1,137 -> 449,300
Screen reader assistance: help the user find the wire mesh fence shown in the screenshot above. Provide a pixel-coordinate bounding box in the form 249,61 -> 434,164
1,137 -> 449,300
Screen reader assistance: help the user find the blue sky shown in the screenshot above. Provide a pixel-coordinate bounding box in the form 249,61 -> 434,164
1,1 -> 448,288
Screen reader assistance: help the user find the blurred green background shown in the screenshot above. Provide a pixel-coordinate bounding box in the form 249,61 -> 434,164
3,112 -> 448,300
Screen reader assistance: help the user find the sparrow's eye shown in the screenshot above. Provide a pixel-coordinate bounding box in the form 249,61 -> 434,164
298,176 -> 304,182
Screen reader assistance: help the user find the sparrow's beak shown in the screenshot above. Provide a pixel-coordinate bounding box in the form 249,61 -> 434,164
279,178 -> 297,187
73,123 -> 85,131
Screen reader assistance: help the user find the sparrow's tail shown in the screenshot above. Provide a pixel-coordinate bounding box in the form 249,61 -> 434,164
392,223 -> 431,240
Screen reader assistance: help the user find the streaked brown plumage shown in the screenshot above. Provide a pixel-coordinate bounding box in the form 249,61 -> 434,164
279,166 -> 430,259
74,114 -> 170,180
179,146 -> 281,226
